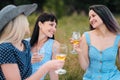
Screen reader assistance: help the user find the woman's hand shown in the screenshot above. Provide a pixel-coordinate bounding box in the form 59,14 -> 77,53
31,52 -> 44,64
70,38 -> 82,53
47,60 -> 65,70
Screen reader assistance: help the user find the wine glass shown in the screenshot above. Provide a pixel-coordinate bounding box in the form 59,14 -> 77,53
38,47 -> 45,59
70,31 -> 81,54
32,47 -> 45,71
54,44 -> 68,75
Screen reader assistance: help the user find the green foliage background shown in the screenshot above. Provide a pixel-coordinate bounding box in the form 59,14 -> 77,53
1,0 -> 120,18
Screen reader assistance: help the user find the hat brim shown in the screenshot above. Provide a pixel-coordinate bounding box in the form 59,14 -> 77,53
0,3 -> 37,32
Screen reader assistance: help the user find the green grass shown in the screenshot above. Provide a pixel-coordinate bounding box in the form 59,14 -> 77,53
53,14 -> 88,80
28,13 -> 120,80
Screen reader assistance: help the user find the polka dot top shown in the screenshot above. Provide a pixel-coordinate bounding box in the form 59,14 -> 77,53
0,40 -> 32,80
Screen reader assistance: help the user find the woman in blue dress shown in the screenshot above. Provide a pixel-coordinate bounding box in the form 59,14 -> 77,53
71,5 -> 120,80
0,4 -> 64,80
26,13 -> 60,80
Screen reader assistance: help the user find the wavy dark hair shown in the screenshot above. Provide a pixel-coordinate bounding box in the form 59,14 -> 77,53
30,13 -> 57,47
89,5 -> 120,34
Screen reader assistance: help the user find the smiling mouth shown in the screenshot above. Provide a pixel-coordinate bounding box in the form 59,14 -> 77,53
91,20 -> 97,25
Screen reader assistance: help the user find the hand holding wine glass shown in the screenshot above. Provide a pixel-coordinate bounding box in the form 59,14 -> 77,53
54,44 -> 68,75
38,47 -> 45,59
31,47 -> 45,64
70,31 -> 81,54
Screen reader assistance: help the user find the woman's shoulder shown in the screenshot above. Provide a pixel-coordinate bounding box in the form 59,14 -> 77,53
53,40 -> 60,44
82,30 -> 96,38
83,31 -> 93,35
0,42 -> 14,54
82,31 -> 90,38
52,40 -> 60,48
0,42 -> 12,49
22,40 -> 31,49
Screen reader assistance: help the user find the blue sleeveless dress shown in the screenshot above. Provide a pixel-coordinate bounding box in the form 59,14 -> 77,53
83,32 -> 120,80
26,38 -> 54,80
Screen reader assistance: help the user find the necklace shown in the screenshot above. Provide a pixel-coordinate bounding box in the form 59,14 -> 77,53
13,42 -> 24,51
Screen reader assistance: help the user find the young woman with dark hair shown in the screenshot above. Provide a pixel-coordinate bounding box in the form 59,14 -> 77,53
71,5 -> 120,80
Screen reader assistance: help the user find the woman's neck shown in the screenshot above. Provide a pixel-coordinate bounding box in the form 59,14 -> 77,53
94,25 -> 111,37
94,28 -> 114,38
13,41 -> 24,51
34,35 -> 48,50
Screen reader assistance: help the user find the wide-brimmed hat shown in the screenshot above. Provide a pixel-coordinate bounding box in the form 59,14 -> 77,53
0,3 -> 38,32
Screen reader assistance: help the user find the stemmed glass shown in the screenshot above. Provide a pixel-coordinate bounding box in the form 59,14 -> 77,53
54,44 -> 68,75
32,47 -> 45,71
70,31 -> 81,54
38,47 -> 45,59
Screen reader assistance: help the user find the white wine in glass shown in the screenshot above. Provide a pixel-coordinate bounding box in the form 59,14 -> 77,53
71,31 -> 81,54
56,54 -> 66,61
54,44 -> 67,75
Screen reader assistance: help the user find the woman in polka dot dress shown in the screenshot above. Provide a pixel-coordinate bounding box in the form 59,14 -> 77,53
0,3 -> 64,80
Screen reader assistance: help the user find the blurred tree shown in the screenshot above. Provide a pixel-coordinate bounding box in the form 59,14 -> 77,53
14,0 -> 31,5
43,0 -> 65,18
0,0 -> 14,9
0,0 -> 120,17
106,0 -> 120,13
31,0 -> 46,12
64,0 -> 108,15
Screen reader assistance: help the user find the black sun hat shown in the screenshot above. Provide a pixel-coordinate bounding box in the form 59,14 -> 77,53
0,3 -> 38,32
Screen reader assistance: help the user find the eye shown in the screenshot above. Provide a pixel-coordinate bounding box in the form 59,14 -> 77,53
89,14 -> 96,20
49,23 -> 54,26
92,14 -> 95,17
91,13 -> 97,18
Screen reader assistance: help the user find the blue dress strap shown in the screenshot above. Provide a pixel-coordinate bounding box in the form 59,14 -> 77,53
114,34 -> 120,46
84,32 -> 91,46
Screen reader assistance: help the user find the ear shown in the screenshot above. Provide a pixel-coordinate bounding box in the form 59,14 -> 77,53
38,21 -> 42,28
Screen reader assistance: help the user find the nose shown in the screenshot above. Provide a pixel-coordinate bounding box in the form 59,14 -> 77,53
53,25 -> 56,30
89,18 -> 93,25
53,27 -> 56,32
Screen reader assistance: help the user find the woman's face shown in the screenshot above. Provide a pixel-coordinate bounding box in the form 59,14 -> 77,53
89,10 -> 103,29
39,21 -> 57,38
